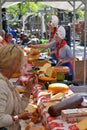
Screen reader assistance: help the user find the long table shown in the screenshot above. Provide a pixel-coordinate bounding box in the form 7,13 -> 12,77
32,84 -> 79,130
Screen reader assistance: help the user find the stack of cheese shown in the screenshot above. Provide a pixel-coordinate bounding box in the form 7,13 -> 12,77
38,63 -> 55,82
38,63 -> 69,81
28,48 -> 40,63
25,103 -> 37,113
43,93 -> 64,110
39,63 -> 53,77
25,103 -> 39,123
52,66 -> 69,78
25,103 -> 47,130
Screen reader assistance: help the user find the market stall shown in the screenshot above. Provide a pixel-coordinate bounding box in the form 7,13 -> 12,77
0,1 -> 87,130
0,0 -> 86,85
15,68 -> 87,130
32,84 -> 80,130
12,48 -> 87,130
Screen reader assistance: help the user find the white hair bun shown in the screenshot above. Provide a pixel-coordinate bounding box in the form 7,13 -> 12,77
57,26 -> 66,39
51,15 -> 59,28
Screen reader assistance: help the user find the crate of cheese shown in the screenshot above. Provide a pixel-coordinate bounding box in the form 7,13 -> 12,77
61,108 -> 87,122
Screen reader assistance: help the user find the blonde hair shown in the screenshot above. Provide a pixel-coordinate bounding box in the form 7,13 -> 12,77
0,45 -> 25,72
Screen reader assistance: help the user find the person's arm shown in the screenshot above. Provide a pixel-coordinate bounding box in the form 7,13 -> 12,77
28,43 -> 48,49
56,57 -> 73,66
40,40 -> 56,53
56,46 -> 73,66
0,81 -> 14,127
47,50 -> 56,56
21,74 -> 38,110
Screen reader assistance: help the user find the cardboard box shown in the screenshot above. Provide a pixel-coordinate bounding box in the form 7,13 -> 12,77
61,108 -> 87,122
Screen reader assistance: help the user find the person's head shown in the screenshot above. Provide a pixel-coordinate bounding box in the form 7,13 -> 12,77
6,33 -> 13,43
48,15 -> 59,32
0,45 -> 25,79
55,26 -> 66,45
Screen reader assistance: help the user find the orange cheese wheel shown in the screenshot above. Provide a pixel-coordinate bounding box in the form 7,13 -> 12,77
30,48 -> 39,55
38,76 -> 56,82
25,121 -> 47,130
15,88 -> 24,93
52,67 -> 69,78
29,126 -> 46,130
48,83 -> 69,94
11,73 -> 21,78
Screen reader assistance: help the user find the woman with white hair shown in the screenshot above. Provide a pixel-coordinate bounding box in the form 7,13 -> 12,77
55,26 -> 74,80
0,45 -> 37,130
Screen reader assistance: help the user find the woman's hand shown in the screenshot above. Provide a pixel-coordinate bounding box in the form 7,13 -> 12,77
56,59 -> 63,66
28,44 -> 33,47
28,44 -> 36,48
24,74 -> 38,97
18,111 -> 32,120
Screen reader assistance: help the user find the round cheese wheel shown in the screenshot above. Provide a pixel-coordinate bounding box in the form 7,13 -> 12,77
11,73 -> 21,78
52,67 -> 69,78
38,76 -> 55,82
15,88 -> 24,93
25,122 -> 34,130
29,126 -> 46,130
28,54 -> 40,63
30,48 -> 39,55
48,83 -> 69,94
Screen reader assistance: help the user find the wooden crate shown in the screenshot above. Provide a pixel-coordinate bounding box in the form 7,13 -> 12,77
75,60 -> 87,82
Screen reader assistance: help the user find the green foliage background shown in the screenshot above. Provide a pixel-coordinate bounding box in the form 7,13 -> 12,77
7,2 -> 84,20
7,2 -> 48,18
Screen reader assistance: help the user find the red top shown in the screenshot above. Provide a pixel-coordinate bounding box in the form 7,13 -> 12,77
56,40 -> 67,58
49,28 -> 58,42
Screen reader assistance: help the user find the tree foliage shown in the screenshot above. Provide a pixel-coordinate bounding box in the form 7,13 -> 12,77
7,2 -> 48,18
76,9 -> 84,20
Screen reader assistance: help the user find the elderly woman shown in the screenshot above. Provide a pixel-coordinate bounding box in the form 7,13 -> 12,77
0,45 -> 37,130
55,26 -> 74,80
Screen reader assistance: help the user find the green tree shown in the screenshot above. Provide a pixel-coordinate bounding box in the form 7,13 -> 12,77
76,9 -> 84,21
7,2 -> 48,18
